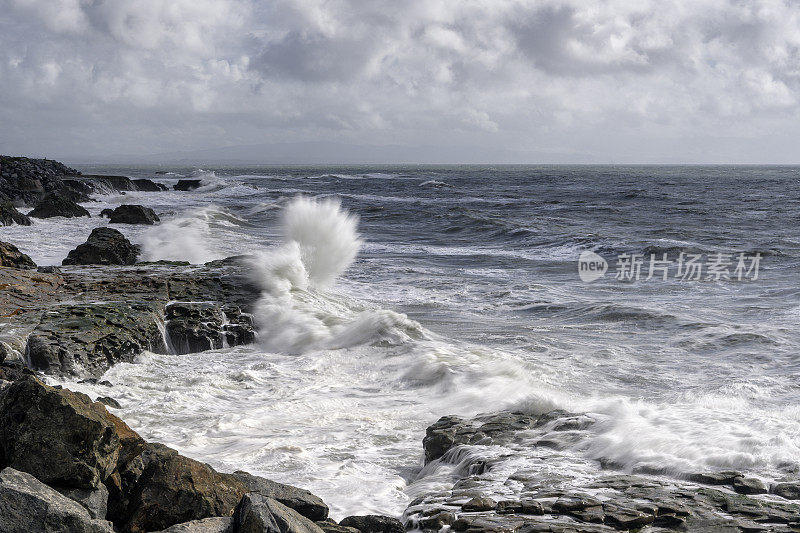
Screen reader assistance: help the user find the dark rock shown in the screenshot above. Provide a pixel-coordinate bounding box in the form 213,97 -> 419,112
28,192 -> 90,218
37,265 -> 61,273
77,175 -> 137,192
97,396 -> 122,409
174,179 -> 203,191
338,515 -> 405,533
56,483 -> 109,520
234,494 -> 324,533
601,503 -> 653,529
0,376 -> 139,489
0,201 -> 31,226
422,412 -> 537,463
108,204 -> 160,225
0,467 -> 114,533
133,178 -> 168,192
733,476 -> 768,495
772,482 -> 800,500
100,208 -> 114,218
62,227 -> 139,265
155,517 -> 234,532
0,156 -> 80,204
0,241 -> 36,269
61,179 -> 95,202
461,496 -> 497,512
166,302 -> 255,355
316,518 -> 360,533
108,443 -> 247,533
687,471 -> 742,486
233,470 -> 328,521
416,511 -> 454,530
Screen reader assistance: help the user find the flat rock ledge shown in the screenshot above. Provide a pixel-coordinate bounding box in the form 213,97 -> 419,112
404,411 -> 800,532
0,375 -> 403,533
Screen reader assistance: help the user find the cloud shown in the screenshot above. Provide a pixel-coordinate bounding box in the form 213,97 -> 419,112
1,0 -> 800,162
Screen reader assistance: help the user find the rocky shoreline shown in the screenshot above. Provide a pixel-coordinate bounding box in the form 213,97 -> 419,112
1,156 -> 799,532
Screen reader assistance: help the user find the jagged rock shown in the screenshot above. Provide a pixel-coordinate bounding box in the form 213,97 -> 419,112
25,301 -> 166,376
687,471 -> 742,486
0,376 -> 141,489
155,517 -> 234,532
0,468 -> 114,533
77,175 -> 137,191
166,302 -> 255,355
61,179 -> 95,202
56,483 -> 110,520
108,204 -> 160,225
62,227 -> 139,265
28,192 -> 90,218
733,476 -> 768,495
461,496 -> 497,512
234,494 -> 324,533
0,201 -> 31,225
0,240 -> 36,269
0,156 -> 79,204
338,515 -> 405,533
108,443 -> 247,533
772,482 -> 800,499
316,519 -> 360,533
233,470 -> 329,522
174,179 -> 203,191
97,396 -> 121,408
133,178 -> 168,192
422,412 -> 537,463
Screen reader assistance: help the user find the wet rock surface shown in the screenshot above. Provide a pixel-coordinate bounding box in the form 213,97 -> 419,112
166,302 -> 255,355
132,178 -> 169,192
108,204 -> 161,225
28,192 -> 91,218
233,471 -> 329,522
234,494 -> 324,533
63,227 -> 140,265
406,410 -> 800,532
0,240 -> 36,269
0,201 -> 32,225
0,155 -> 80,204
174,179 -> 203,191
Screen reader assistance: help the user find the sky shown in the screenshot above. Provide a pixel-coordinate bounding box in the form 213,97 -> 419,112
1,0 -> 800,163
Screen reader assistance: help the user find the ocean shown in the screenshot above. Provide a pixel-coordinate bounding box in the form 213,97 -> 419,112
3,164 -> 799,519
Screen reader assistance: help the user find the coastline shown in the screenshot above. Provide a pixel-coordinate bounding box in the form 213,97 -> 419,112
1,156 -> 799,532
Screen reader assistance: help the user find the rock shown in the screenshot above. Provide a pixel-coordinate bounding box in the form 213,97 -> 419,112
76,175 -> 137,192
733,476 -> 768,495
0,201 -> 31,225
97,396 -> 122,409
155,517 -> 234,533
38,265 -> 61,273
28,192 -> 90,218
234,494 -> 324,533
0,241 -> 36,269
108,443 -> 247,533
56,483 -> 110,520
0,376 -> 141,489
461,496 -> 497,512
166,302 -> 255,355
687,471 -> 742,486
62,227 -> 139,265
174,179 -> 203,191
108,204 -> 160,225
100,208 -> 114,218
133,178 -> 168,192
422,412 -> 537,463
233,470 -> 329,522
772,482 -> 800,499
0,156 -> 80,204
316,519 -> 360,533
61,179 -> 95,202
0,468 -> 114,533
338,515 -> 405,533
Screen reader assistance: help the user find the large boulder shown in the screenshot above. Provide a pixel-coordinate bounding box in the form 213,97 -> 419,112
0,468 -> 114,533
0,376 -> 143,489
233,471 -> 328,522
233,494 -> 324,533
0,241 -> 36,269
28,192 -> 90,218
133,178 -> 168,192
108,443 -> 247,533
108,205 -> 160,225
0,201 -> 31,226
165,302 -> 255,355
155,517 -> 234,532
62,227 -> 139,265
56,483 -> 110,520
174,179 -> 202,191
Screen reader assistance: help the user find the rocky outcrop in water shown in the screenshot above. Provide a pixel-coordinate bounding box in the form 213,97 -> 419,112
406,411 -> 800,532
0,201 -> 32,225
0,241 -> 36,269
28,192 -> 91,218
0,155 -> 81,204
62,227 -> 140,265
174,179 -> 203,191
108,204 -> 161,225
165,302 -> 255,355
132,178 -> 169,192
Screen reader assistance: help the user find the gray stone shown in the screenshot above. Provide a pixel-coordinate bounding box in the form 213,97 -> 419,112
0,467 -> 114,533
233,470 -> 329,521
28,192 -> 90,218
461,496 -> 497,512
156,517 -> 234,533
338,515 -> 405,533
0,240 -> 36,269
0,201 -> 31,226
733,476 -> 768,495
772,482 -> 800,500
56,483 -> 109,520
234,494 -> 324,533
108,204 -> 160,225
62,227 -> 139,265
